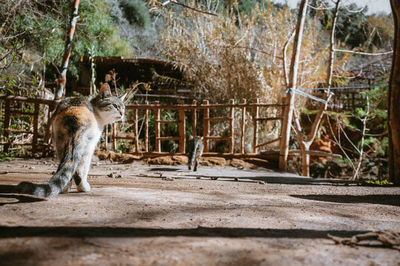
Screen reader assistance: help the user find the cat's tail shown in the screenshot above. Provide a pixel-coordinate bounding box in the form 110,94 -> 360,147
16,137 -> 82,197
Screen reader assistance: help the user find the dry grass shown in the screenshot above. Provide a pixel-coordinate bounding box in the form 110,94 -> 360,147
156,2 -> 329,106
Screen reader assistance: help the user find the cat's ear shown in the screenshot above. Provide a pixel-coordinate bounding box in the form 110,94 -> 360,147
99,83 -> 112,99
120,93 -> 128,102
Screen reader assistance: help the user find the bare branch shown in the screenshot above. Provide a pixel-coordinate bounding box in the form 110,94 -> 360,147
162,0 -> 217,16
334,49 -> 393,56
283,30 -> 296,88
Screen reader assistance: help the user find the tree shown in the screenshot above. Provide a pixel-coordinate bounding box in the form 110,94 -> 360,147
279,0 -> 309,171
389,0 -> 400,185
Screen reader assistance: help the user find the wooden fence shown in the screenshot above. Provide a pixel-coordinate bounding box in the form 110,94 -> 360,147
0,95 -> 285,157
0,95 -> 56,155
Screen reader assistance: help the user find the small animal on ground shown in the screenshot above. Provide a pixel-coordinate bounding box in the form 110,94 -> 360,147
17,83 -> 126,197
187,135 -> 204,172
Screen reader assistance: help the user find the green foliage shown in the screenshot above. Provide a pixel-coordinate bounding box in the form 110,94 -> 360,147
309,0 -> 393,50
119,0 -> 151,28
0,0 -> 132,91
363,178 -> 390,186
0,154 -> 11,161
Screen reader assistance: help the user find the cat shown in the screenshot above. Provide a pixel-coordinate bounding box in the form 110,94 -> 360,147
187,135 -> 204,172
17,83 -> 126,197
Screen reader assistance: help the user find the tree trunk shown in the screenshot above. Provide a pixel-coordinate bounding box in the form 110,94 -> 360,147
55,0 -> 80,100
297,0 -> 340,176
389,0 -> 400,185
279,0 -> 309,171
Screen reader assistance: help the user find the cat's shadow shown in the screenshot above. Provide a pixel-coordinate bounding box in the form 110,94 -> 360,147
0,185 -> 47,205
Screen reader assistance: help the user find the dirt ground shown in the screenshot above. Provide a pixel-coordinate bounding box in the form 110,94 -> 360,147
0,156 -> 399,266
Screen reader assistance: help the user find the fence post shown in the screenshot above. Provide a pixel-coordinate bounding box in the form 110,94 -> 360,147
241,98 -> 246,154
178,100 -> 186,154
133,104 -> 139,153
154,101 -> 161,153
112,123 -> 117,151
203,100 -> 209,152
32,103 -> 39,154
192,100 -> 197,136
252,98 -> 259,154
229,99 -> 234,154
145,101 -> 149,152
3,99 -> 10,153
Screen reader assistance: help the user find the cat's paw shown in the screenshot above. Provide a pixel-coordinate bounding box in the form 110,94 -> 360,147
61,181 -> 72,194
77,181 -> 91,192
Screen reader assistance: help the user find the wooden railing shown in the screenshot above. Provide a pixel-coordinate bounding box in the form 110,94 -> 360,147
0,95 -> 56,155
0,95 -> 285,157
109,99 -> 285,156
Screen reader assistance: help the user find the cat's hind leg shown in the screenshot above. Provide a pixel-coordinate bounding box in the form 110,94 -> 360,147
73,154 -> 92,192
61,180 -> 73,194
73,142 -> 96,192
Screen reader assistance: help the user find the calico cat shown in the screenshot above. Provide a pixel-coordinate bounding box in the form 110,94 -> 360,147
188,136 -> 204,171
17,84 -> 126,197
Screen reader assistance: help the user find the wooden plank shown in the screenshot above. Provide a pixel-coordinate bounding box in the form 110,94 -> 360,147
229,99 -> 234,154
3,99 -> 10,153
178,100 -> 186,153
240,99 -> 246,154
256,117 -> 282,121
205,136 -> 231,141
207,117 -> 232,121
192,100 -> 197,136
253,98 -> 259,154
125,103 -> 286,110
134,108 -> 139,153
32,103 -> 39,153
0,95 -> 56,106
203,100 -> 209,152
256,137 -> 281,148
145,106 -> 149,152
113,136 -> 136,140
289,149 -> 342,158
112,123 -> 117,151
155,120 -> 179,124
156,137 -> 180,141
154,102 -> 161,152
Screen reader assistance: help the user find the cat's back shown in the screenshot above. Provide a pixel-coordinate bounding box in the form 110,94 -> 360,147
53,97 -> 97,133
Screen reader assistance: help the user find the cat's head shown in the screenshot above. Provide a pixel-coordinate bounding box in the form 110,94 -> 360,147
91,83 -> 126,125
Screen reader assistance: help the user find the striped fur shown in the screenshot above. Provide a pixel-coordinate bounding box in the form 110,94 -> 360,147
188,136 -> 203,171
17,84 -> 125,197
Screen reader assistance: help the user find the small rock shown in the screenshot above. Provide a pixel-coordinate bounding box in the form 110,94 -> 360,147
211,177 -> 218,180
163,176 -> 174,181
234,177 -> 239,181
258,181 -> 266,185
107,172 -> 120,178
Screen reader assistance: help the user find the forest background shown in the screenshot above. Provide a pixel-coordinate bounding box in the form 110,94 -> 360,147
0,0 -> 394,180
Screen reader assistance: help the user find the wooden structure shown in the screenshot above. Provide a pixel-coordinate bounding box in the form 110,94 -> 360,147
0,96 -> 285,158
77,56 -> 190,102
110,99 -> 285,156
0,95 -> 56,154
